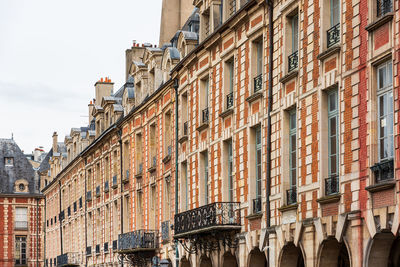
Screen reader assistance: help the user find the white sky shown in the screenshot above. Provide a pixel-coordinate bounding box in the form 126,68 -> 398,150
0,0 -> 162,154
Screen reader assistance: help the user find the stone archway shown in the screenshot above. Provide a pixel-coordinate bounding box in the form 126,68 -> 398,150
199,255 -> 212,267
248,248 -> 267,267
222,252 -> 238,267
367,232 -> 400,267
279,243 -> 305,267
180,257 -> 191,267
318,238 -> 350,267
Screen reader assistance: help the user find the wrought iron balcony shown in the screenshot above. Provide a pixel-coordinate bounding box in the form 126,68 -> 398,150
327,23 -> 340,48
95,244 -> 100,254
112,175 -> 118,188
56,252 -> 80,266
112,240 -> 118,251
118,230 -> 159,252
104,242 -> 109,253
254,74 -> 262,93
371,159 -> 394,183
104,181 -> 109,192
161,221 -> 170,242
288,50 -> 299,72
252,197 -> 262,214
325,175 -> 339,195
86,190 -> 92,201
202,107 -> 209,124
183,121 -> 189,136
174,202 -> 241,237
86,246 -> 91,256
95,186 -> 100,197
377,0 -> 392,17
286,187 -> 297,205
152,156 -> 157,168
226,92 -> 234,109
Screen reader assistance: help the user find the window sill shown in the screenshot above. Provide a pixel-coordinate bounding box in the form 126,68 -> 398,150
178,135 -> 188,143
317,45 -> 341,61
365,12 -> 394,32
111,184 -> 118,189
135,173 -> 143,179
196,122 -> 209,132
122,178 -> 129,184
316,193 -> 341,204
279,70 -> 298,84
148,166 -> 157,173
365,180 -> 395,193
162,155 -> 171,164
278,203 -> 298,212
246,91 -> 263,103
104,189 -> 109,193
246,212 -> 263,220
219,108 -> 234,118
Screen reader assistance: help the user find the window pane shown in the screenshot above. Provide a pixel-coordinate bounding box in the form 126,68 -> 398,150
378,67 -> 385,90
330,117 -> 337,136
329,92 -> 337,112
330,155 -> 337,174
292,15 -> 299,52
291,151 -> 297,168
291,135 -> 296,152
330,135 -> 337,155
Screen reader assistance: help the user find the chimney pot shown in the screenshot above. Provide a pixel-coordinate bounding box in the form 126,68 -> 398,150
101,77 -> 104,82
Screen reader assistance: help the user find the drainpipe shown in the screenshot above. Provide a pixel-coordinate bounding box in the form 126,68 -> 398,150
58,180 -> 63,255
173,78 -> 179,267
44,196 -> 47,267
118,129 -> 124,267
36,197 -> 39,267
265,0 -> 274,266
84,158 -> 88,267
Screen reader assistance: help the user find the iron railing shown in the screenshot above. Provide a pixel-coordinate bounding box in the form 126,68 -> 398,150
253,197 -> 262,214
104,181 -> 109,192
104,242 -> 109,252
377,0 -> 392,17
112,175 -> 118,188
202,107 -> 209,123
227,92 -> 234,109
112,240 -> 118,251
86,191 -> 92,201
183,121 -> 189,136
286,187 -> 297,205
325,175 -> 339,195
118,230 -> 159,251
124,170 -> 130,182
327,23 -> 340,48
161,221 -> 170,241
86,246 -> 91,256
95,186 -> 100,197
95,244 -> 100,254
56,252 -> 80,266
371,159 -> 394,183
174,202 -> 241,236
288,50 -> 299,72
254,74 -> 262,93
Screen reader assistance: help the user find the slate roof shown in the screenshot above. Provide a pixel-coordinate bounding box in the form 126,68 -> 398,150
0,139 -> 37,194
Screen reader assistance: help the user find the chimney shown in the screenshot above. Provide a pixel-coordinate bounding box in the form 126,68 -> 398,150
94,77 -> 114,104
52,132 -> 58,153
88,100 -> 94,124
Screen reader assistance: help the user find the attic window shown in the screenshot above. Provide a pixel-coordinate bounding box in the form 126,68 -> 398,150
5,157 -> 13,166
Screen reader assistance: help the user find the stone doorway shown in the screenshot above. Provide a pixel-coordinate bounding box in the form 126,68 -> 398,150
318,238 -> 350,267
247,248 -> 267,267
222,252 -> 238,267
180,257 -> 191,267
279,243 -> 305,267
199,255 -> 212,267
367,232 -> 400,267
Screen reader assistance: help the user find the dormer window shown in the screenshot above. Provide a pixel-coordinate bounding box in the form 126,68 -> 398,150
5,157 -> 14,166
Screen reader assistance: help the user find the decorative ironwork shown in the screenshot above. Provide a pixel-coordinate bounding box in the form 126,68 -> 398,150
183,121 -> 189,136
86,246 -> 91,256
325,175 -> 339,195
56,252 -> 80,266
95,186 -> 100,197
67,206 -> 71,217
178,231 -> 239,255
254,74 -> 262,93
377,0 -> 392,17
227,92 -> 234,109
95,244 -> 100,254
371,159 -> 394,183
252,197 -> 262,214
161,221 -> 169,242
113,240 -> 118,251
202,107 -> 209,123
288,50 -> 299,72
327,23 -> 340,48
174,202 -> 240,236
104,181 -> 109,192
104,242 -> 109,252
118,230 -> 159,252
112,175 -> 118,188
59,210 -> 65,222
286,187 -> 297,205
73,201 -> 77,212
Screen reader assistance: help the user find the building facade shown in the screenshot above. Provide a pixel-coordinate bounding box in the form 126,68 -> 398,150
42,0 -> 400,266
0,138 -> 45,267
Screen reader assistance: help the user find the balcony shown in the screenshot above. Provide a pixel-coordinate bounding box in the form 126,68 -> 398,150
15,221 -> 28,230
286,187 -> 297,205
288,50 -> 299,72
254,74 -> 262,93
377,0 -> 392,17
202,107 -> 209,124
123,170 -> 130,183
148,156 -> 157,172
104,242 -> 109,253
229,0 -> 236,16
179,121 -> 189,143
161,221 -> 170,242
325,175 -> 339,196
95,244 -> 100,254
86,246 -> 91,256
226,92 -> 234,110
95,186 -> 101,197
104,181 -> 109,192
252,197 -> 262,214
86,191 -> 92,202
163,146 -> 172,163
371,159 -> 394,183
174,202 -> 241,238
112,175 -> 118,189
56,252 -> 80,266
118,230 -> 159,252
327,23 -> 340,48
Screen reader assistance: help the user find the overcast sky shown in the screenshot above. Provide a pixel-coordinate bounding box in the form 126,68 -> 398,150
0,0 -> 162,154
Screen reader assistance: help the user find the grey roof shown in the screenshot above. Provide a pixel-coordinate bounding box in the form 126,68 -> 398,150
127,87 -> 135,99
0,139 -> 37,194
181,31 -> 199,41
38,148 -> 53,173
113,104 -> 124,112
133,61 -> 146,67
168,47 -> 181,60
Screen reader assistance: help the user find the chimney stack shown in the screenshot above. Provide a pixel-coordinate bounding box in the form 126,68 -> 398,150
94,77 -> 114,104
88,100 -> 95,124
52,132 -> 58,153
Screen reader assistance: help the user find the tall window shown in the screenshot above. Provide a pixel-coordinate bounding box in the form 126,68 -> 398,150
377,0 -> 392,17
328,90 -> 339,177
202,151 -> 209,204
15,207 -> 28,230
288,14 -> 299,72
256,126 -> 262,199
228,140 -> 234,202
164,178 -> 171,220
123,196 -> 130,233
150,185 -> 156,229
377,61 -> 394,161
330,0 -> 340,26
225,58 -> 235,109
201,78 -> 210,123
15,236 -> 27,265
181,162 -> 188,210
291,15 -> 299,53
289,110 -> 297,188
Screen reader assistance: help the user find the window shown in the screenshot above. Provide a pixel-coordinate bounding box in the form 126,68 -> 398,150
287,110 -> 297,204
15,207 -> 28,230
377,0 -> 392,17
124,141 -> 130,178
164,178 -> 171,220
150,185 -> 156,229
123,195 -> 130,233
164,113 -> 172,159
252,39 -> 263,93
328,90 -> 339,177
181,93 -> 188,136
227,140 -> 234,202
5,157 -> 13,166
105,157 -> 109,188
327,0 -> 340,48
137,191 -> 143,228
225,58 -> 235,109
149,124 -> 157,168
202,151 -> 209,204
287,14 -> 299,72
113,201 -> 119,241
255,126 -> 262,200
377,61 -> 393,161
181,162 -> 189,210
201,78 -> 210,124
15,236 -> 27,265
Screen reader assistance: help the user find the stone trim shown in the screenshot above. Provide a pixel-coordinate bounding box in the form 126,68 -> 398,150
245,213 -> 263,220
278,203 -> 298,212
279,70 -> 298,84
245,92 -> 263,103
196,122 -> 209,132
219,108 -> 234,118
317,45 -> 341,61
365,180 -> 396,193
365,13 -> 394,32
316,194 -> 341,204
